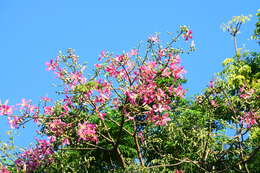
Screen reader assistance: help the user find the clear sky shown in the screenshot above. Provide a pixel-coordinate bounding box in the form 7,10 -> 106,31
0,0 -> 259,147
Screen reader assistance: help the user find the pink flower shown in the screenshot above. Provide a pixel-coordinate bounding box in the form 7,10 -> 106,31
41,96 -> 52,102
98,50 -> 106,61
112,98 -> 120,107
127,116 -> 135,120
94,94 -> 108,104
77,122 -> 98,143
240,88 -> 254,99
63,95 -> 74,106
28,105 -> 39,114
17,98 -> 31,109
54,67 -> 65,79
153,104 -> 165,113
125,90 -> 137,104
172,66 -> 186,81
138,131 -> 145,144
241,112 -> 258,128
129,49 -> 138,56
182,30 -> 192,41
61,104 -> 70,115
174,84 -> 186,98
173,54 -> 181,64
45,59 -> 58,71
0,166 -> 10,173
48,136 -> 56,143
115,54 -> 127,63
0,100 -> 13,115
69,72 -> 86,88
44,106 -> 53,115
95,64 -> 102,69
148,35 -> 159,43
97,112 -> 106,120
154,113 -> 171,126
48,119 -> 67,136
8,116 -> 22,129
239,87 -> 245,92
105,65 -> 119,78
15,138 -> 54,172
161,67 -> 171,77
210,100 -> 218,107
209,79 -> 215,88
158,49 -> 166,57
62,138 -> 70,145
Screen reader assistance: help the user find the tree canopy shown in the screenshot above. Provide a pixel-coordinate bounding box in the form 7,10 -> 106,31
0,11 -> 259,173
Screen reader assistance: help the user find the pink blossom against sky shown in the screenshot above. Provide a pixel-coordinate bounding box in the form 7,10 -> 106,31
0,0 -> 259,147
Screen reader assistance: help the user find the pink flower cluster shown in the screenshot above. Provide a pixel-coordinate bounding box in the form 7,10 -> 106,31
239,87 -> 255,99
0,38 -> 190,171
45,56 -> 86,89
126,54 -> 186,125
0,99 -> 39,129
45,59 -> 58,71
209,79 -> 215,88
0,166 -> 10,173
41,96 -> 52,102
148,35 -> 159,43
47,119 -> 67,136
0,100 -> 13,115
93,80 -> 112,106
240,112 -> 258,128
182,30 -> 192,41
15,139 -> 54,172
69,71 -> 86,88
44,106 -> 54,115
95,46 -> 187,126
152,113 -> 171,126
77,122 -> 98,143
96,50 -> 138,81
8,116 -> 23,129
210,100 -> 219,107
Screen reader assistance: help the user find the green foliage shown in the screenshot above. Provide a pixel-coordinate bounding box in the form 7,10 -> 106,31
222,14 -> 252,36
252,9 -> 260,44
0,130 -> 19,172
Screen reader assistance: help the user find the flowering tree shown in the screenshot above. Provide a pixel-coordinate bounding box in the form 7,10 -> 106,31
0,12 -> 259,173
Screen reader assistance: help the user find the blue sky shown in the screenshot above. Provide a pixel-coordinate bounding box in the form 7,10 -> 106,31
0,0 -> 259,147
